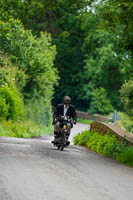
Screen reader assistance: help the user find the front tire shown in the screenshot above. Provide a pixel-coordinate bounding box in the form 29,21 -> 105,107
60,146 -> 64,151
60,131 -> 65,151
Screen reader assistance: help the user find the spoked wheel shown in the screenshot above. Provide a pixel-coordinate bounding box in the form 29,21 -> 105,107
60,145 -> 64,151
56,133 -> 61,150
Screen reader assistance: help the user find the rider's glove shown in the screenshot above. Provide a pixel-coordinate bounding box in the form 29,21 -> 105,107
54,118 -> 57,123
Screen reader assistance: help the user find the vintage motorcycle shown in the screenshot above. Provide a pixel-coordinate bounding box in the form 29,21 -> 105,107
53,116 -> 72,151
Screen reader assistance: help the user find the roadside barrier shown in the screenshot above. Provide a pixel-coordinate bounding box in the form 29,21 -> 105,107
90,121 -> 133,145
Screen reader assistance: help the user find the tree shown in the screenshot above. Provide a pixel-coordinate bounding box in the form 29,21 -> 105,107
1,0 -> 132,113
0,19 -> 58,101
0,52 -> 27,93
89,87 -> 114,114
82,41 -> 132,108
0,0 -> 98,110
69,10 -> 132,109
0,0 -> 94,109
99,0 -> 133,51
0,19 -> 58,124
0,0 -> 93,35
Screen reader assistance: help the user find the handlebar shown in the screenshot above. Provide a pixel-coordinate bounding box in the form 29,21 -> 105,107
54,116 -> 76,124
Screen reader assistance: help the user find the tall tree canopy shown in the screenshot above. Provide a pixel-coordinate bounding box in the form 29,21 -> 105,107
0,19 -> 58,124
0,19 -> 58,101
99,0 -> 133,51
0,0 -> 133,115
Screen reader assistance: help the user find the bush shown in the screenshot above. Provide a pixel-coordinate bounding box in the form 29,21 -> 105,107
74,133 -> 81,145
100,134 -> 118,156
87,132 -> 100,152
74,130 -> 133,166
0,120 -> 53,138
115,147 -> 133,166
78,131 -> 90,146
0,86 -> 25,121
0,96 -> 9,120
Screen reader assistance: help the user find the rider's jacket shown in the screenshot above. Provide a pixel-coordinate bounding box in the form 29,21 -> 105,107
53,104 -> 77,124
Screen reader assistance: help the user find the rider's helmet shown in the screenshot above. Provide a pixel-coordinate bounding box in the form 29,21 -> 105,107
64,96 -> 71,104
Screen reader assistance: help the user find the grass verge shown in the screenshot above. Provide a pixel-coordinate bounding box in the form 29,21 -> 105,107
0,120 -> 53,138
77,118 -> 93,125
74,130 -> 133,167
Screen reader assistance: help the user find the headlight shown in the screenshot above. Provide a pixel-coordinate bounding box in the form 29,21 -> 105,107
63,125 -> 67,129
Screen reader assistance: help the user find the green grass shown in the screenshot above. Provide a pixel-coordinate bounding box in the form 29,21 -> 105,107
77,118 -> 93,125
0,120 -> 53,138
74,130 -> 133,167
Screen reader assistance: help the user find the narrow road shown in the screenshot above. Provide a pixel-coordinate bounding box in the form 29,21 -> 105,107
0,123 -> 133,200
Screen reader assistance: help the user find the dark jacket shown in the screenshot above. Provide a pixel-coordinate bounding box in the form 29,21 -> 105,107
53,104 -> 77,123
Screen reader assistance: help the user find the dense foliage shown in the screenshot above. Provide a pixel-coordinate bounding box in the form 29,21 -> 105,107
74,130 -> 133,166
0,53 -> 25,121
0,86 -> 25,121
0,19 -> 58,100
0,0 -> 133,135
89,88 -> 114,114
99,0 -> 133,51
0,120 -> 53,138
0,18 -> 58,137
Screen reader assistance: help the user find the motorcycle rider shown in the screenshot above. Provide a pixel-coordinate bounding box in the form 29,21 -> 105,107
52,96 -> 77,145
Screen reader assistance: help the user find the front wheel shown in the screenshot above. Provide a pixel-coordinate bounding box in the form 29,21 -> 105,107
60,131 -> 65,151
60,144 -> 64,151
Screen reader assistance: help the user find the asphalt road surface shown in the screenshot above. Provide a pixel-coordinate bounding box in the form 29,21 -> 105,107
0,123 -> 133,200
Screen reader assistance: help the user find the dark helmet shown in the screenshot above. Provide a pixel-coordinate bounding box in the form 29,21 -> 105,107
64,96 -> 71,104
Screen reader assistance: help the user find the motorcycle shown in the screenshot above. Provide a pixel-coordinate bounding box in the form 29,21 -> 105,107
53,116 -> 72,151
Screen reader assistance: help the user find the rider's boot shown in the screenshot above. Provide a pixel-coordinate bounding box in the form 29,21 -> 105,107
51,131 -> 58,144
